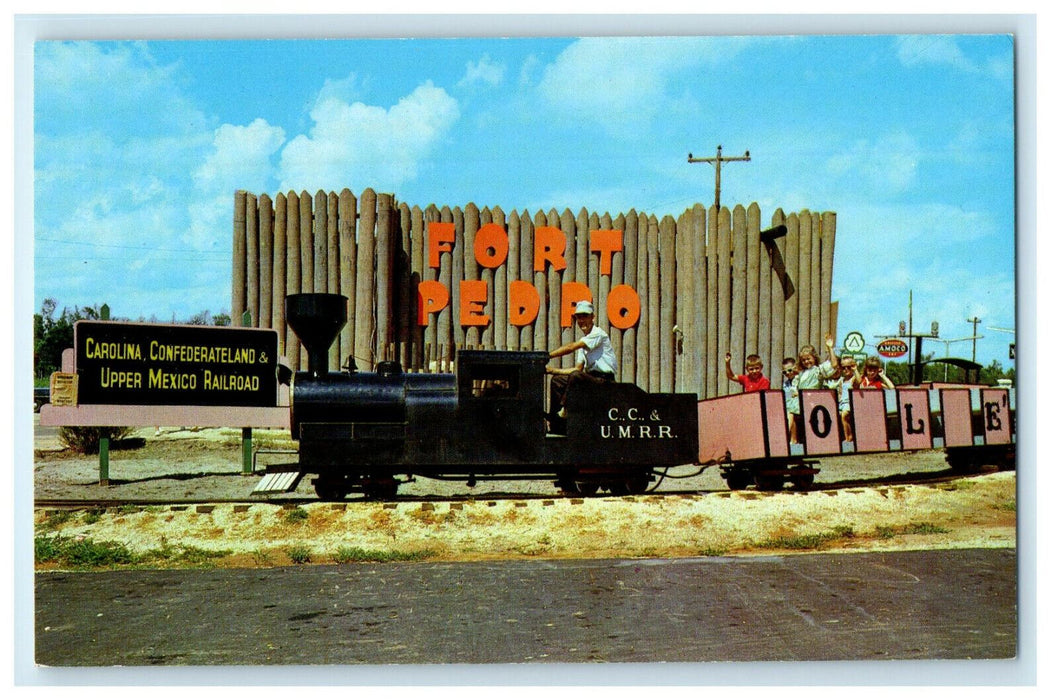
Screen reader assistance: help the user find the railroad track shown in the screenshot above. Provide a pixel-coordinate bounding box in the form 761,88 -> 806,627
34,467 -> 995,511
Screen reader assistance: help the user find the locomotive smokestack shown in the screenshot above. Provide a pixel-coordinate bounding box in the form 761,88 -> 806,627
285,293 -> 348,378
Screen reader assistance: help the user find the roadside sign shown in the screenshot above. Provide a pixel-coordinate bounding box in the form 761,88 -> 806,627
74,321 -> 279,406
877,338 -> 909,358
843,331 -> 865,354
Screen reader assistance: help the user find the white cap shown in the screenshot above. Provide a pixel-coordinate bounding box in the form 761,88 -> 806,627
573,300 -> 595,316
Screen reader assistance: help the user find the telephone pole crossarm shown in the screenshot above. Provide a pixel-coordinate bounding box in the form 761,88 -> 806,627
688,144 -> 751,211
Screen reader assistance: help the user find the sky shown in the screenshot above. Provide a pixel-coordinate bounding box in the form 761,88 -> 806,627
24,20 -> 1023,370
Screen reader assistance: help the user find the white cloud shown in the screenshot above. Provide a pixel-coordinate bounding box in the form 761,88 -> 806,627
895,35 -> 975,73
824,132 -> 920,196
277,81 -> 460,193
535,37 -> 752,136
35,41 -> 209,136
459,54 -> 505,88
187,119 -> 286,250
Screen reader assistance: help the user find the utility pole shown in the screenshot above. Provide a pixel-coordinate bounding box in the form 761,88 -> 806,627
966,316 -> 981,363
688,145 -> 751,211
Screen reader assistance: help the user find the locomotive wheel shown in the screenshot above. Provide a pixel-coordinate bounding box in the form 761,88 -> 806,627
754,474 -> 785,491
313,475 -> 349,501
623,472 -> 651,495
574,481 -> 601,496
723,470 -> 753,491
363,477 -> 400,501
790,473 -> 815,491
608,472 -> 650,496
557,478 -> 601,497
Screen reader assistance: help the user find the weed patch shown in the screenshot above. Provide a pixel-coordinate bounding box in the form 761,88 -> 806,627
332,546 -> 434,564
757,526 -> 855,550
286,545 -> 312,564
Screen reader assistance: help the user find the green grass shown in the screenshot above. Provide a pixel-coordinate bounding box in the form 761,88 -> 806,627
39,511 -> 76,531
35,534 -> 230,569
758,529 -> 852,550
332,546 -> 434,564
286,545 -> 312,564
283,507 -> 310,524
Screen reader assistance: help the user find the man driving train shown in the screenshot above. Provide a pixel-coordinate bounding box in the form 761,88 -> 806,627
544,300 -> 617,432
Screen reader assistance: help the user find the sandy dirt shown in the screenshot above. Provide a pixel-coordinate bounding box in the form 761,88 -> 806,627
33,424 -> 1017,568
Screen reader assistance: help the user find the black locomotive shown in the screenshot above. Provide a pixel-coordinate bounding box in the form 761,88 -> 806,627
284,293 -> 699,500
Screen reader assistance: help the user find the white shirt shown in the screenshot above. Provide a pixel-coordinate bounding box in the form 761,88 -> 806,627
576,325 -> 617,375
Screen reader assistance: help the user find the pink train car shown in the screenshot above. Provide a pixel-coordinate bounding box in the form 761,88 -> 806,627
697,386 -> 1015,490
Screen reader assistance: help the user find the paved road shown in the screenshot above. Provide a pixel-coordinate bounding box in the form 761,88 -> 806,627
35,548 -> 1016,671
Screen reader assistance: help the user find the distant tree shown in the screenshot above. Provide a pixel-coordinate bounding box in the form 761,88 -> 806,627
211,312 -> 231,327
33,298 -> 103,379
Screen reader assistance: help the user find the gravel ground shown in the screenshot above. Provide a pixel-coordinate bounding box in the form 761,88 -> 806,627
33,422 -> 1017,567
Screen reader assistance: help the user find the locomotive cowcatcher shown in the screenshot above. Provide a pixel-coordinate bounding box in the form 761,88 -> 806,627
281,293 -> 699,500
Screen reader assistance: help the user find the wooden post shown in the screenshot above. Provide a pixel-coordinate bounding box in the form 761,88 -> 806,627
299,191 -> 313,295
597,212 -> 613,337
481,206 -> 499,349
821,212 -> 837,340
797,209 -> 812,348
285,190 -> 301,369
704,205 -> 718,398
272,192 -> 287,357
232,191 -> 247,328
242,427 -> 253,475
621,210 -> 637,384
717,206 -> 732,396
313,190 -> 328,295
520,209 -> 534,352
659,215 -> 676,393
283,189 -> 300,370
693,204 -> 709,397
338,189 -> 357,370
769,208 -> 786,383
783,210 -> 800,357
637,211 -> 651,390
730,205 -> 747,395
327,190 -> 340,372
744,203 -> 760,360
533,210 -> 548,352
258,193 -> 273,330
507,208 -> 523,351
451,206 -> 466,351
246,193 -> 259,327
753,204 -> 772,382
746,203 -> 764,375
356,188 -> 377,369
437,205 -> 454,352
376,193 -> 395,358
809,212 -> 821,348
98,303 -> 111,485
560,208 -> 576,358
462,203 -> 480,348
396,202 -> 412,369
546,208 -> 562,359
409,205 -> 425,371
675,211 -> 691,392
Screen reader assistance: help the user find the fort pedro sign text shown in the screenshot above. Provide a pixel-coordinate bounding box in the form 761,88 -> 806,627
74,321 -> 279,407
418,222 -> 641,329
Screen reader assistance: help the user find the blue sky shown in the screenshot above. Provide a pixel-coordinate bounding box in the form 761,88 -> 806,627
28,28 -> 1020,368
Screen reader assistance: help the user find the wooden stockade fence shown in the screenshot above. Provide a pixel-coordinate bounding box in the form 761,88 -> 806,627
233,188 -> 838,400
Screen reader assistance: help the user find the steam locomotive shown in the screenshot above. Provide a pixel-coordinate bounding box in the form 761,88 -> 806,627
265,293 -> 1015,500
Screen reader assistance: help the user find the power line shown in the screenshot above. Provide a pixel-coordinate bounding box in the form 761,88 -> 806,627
35,236 -> 226,254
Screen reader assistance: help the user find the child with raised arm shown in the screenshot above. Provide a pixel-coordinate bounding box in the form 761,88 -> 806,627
725,352 -> 770,392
